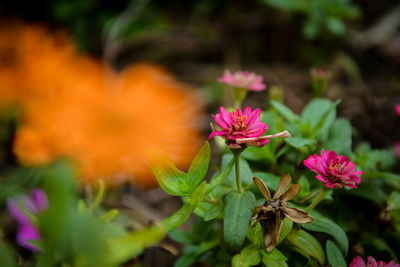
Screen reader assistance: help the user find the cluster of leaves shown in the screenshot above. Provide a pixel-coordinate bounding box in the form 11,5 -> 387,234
262,0 -> 360,39
151,96 -> 400,266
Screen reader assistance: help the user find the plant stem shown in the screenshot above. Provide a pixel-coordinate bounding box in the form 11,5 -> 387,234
306,186 -> 330,213
233,150 -> 243,193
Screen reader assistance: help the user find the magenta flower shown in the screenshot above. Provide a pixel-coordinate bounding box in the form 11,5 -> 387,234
218,70 -> 266,91
396,104 -> 400,116
7,189 -> 48,251
209,106 -> 290,149
303,149 -> 363,188
396,142 -> 400,158
350,256 -> 400,267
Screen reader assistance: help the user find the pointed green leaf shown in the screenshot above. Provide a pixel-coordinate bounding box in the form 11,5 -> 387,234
108,226 -> 166,264
246,223 -> 264,248
270,100 -> 300,124
301,216 -> 348,254
149,152 -> 189,196
326,240 -> 347,267
207,158 -> 234,194
287,230 -> 325,264
285,137 -> 317,148
224,191 -> 256,251
163,182 -> 206,231
261,249 -> 288,267
232,245 -> 260,267
301,98 -> 339,139
323,118 -> 352,155
278,218 -> 293,243
187,141 -> 211,189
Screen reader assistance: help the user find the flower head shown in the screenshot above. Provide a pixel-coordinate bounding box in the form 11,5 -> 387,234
218,70 -> 266,91
396,104 -> 400,116
7,189 -> 48,251
303,149 -> 363,189
251,174 -> 313,252
209,106 -> 290,149
350,256 -> 400,267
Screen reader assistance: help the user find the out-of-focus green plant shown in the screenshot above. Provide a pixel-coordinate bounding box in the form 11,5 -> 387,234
262,0 -> 360,39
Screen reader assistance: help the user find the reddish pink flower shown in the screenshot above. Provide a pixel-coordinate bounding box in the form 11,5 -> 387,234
395,142 -> 400,158
209,106 -> 290,149
303,149 -> 363,188
350,256 -> 400,267
218,70 -> 266,91
395,104 -> 400,116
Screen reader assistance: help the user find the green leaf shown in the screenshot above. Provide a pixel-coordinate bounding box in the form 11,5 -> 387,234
150,143 -> 210,196
207,158 -> 234,194
323,118 -> 352,155
163,182 -> 206,231
224,191 -> 256,251
187,141 -> 211,189
287,230 -> 325,264
222,154 -> 253,188
0,242 -> 17,267
108,226 -> 166,264
285,137 -> 317,148
301,98 -> 339,139
246,223 -> 264,248
301,216 -> 348,254
232,245 -> 261,267
278,218 -> 293,243
297,176 -> 310,199
149,152 -> 189,196
326,240 -> 347,267
270,100 -> 300,124
261,249 -> 288,267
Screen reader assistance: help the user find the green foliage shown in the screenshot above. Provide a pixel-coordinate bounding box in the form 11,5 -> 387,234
287,229 -> 325,265
261,249 -> 288,267
149,141 -> 211,196
262,0 -> 360,39
326,240 -> 347,267
301,215 -> 348,254
224,191 -> 255,252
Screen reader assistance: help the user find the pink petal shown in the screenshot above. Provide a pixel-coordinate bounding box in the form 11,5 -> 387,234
350,256 -> 367,267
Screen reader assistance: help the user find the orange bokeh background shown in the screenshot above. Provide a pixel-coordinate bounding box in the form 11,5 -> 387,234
0,22 -> 204,187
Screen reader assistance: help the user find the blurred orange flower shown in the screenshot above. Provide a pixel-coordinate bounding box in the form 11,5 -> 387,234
0,22 -> 204,187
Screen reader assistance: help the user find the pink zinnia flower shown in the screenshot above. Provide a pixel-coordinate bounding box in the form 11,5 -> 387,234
303,149 -> 363,188
209,106 -> 290,149
218,70 -> 266,91
350,256 -> 400,267
395,142 -> 400,158
395,104 -> 400,116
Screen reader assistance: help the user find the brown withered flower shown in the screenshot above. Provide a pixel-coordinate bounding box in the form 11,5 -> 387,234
251,174 -> 313,252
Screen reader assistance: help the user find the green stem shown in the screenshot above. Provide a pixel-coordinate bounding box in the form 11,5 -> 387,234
306,186 -> 330,213
233,150 -> 243,193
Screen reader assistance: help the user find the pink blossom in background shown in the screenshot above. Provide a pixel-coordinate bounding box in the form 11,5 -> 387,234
209,106 -> 290,149
396,142 -> 400,158
7,189 -> 48,251
396,104 -> 400,116
303,149 -> 363,188
350,256 -> 400,267
218,70 -> 266,91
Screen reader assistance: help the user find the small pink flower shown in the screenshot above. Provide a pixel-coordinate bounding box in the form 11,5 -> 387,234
395,104 -> 400,116
350,256 -> 400,267
303,149 -> 363,188
209,106 -> 290,149
396,142 -> 400,158
218,70 -> 266,91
